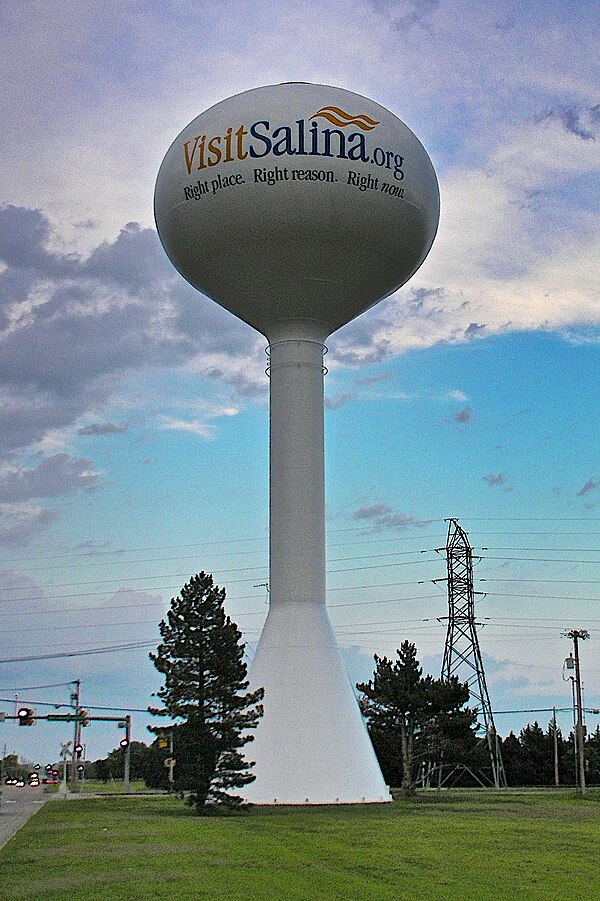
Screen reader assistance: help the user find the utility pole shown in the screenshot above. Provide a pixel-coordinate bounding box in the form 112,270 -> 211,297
564,630 -> 589,795
564,654 -> 578,787
440,518 -> 506,788
70,680 -> 80,784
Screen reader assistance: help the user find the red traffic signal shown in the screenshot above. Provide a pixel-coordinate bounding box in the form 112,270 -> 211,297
17,707 -> 35,726
119,738 -> 129,749
74,744 -> 83,759
76,764 -> 85,773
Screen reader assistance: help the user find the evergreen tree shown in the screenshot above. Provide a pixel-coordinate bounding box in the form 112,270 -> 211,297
149,571 -> 264,813
518,722 -> 553,785
585,725 -> 600,784
357,641 -> 472,795
500,731 -> 525,786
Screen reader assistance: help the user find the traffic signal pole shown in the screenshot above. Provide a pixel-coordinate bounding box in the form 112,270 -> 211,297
3,710 -> 132,790
71,680 -> 80,784
123,716 -> 131,791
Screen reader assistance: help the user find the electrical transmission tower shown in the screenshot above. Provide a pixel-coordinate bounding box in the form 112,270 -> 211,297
441,518 -> 506,788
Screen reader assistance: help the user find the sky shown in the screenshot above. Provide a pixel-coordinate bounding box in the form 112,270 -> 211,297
0,0 -> 598,767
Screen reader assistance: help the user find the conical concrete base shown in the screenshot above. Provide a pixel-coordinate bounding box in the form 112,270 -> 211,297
242,602 -> 391,805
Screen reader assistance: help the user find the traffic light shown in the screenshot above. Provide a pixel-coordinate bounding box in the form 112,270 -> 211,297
119,714 -> 131,749
158,730 -> 168,749
76,764 -> 85,773
17,707 -> 35,726
74,744 -> 83,760
80,710 -> 90,727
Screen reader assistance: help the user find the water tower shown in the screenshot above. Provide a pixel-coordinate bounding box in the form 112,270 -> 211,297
154,83 -> 439,803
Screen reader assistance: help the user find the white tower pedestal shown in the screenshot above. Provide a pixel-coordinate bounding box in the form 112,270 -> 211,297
242,321 -> 390,804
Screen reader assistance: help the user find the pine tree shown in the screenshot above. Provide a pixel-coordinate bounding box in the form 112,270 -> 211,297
357,641 -> 472,795
149,571 -> 263,813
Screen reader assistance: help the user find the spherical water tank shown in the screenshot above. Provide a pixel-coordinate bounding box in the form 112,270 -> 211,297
154,82 -> 439,338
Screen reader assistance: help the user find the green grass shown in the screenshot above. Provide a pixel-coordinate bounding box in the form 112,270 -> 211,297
63,780 -> 164,795
1,790 -> 599,900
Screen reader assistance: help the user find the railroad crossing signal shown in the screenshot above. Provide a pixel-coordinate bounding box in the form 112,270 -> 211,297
163,757 -> 176,767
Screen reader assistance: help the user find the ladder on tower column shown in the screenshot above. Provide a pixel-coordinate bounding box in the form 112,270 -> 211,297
440,518 -> 507,788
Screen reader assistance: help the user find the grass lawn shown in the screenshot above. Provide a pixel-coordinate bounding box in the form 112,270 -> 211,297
1,790 -> 599,900
63,780 -> 163,795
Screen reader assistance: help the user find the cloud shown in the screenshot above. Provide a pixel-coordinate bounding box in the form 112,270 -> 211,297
0,454 -> 100,502
1,3 -> 598,545
353,503 -> 427,530
205,364 -> 266,399
353,371 -> 394,387
448,390 -> 468,401
367,0 -> 440,32
464,323 -> 486,338
325,391 -> 357,410
329,108 -> 599,367
337,644 -> 378,692
453,406 -> 472,424
0,204 -> 264,541
483,473 -> 507,487
538,104 -> 599,142
576,478 -> 599,497
77,422 -> 128,436
0,504 -> 58,547
159,417 -> 214,439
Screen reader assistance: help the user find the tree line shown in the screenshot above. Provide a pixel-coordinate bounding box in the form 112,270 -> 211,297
80,574 -> 598,809
86,718 -> 600,793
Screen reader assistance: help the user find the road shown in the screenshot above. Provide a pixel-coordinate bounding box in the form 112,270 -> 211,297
0,783 -> 47,849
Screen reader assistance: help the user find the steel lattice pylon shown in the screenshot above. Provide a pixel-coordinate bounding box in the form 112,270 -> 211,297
441,518 -> 506,788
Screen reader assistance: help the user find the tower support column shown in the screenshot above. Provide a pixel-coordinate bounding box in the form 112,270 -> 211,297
268,320 -> 328,607
242,320 -> 390,804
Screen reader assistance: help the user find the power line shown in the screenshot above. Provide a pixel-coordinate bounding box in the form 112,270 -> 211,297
0,548 -> 437,594
481,578 -> 600,584
481,556 -> 600,565
0,584 -> 597,623
0,522 -> 447,567
0,640 -> 157,664
0,595 -> 446,635
0,696 -> 72,708
1,518 -> 599,570
0,681 -> 76,691
479,547 -> 600,553
0,532 -> 445,571
0,579 -> 431,616
1,611 -> 597,644
0,558 -> 438,606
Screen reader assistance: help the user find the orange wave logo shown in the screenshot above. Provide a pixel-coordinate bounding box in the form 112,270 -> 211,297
310,106 -> 380,131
